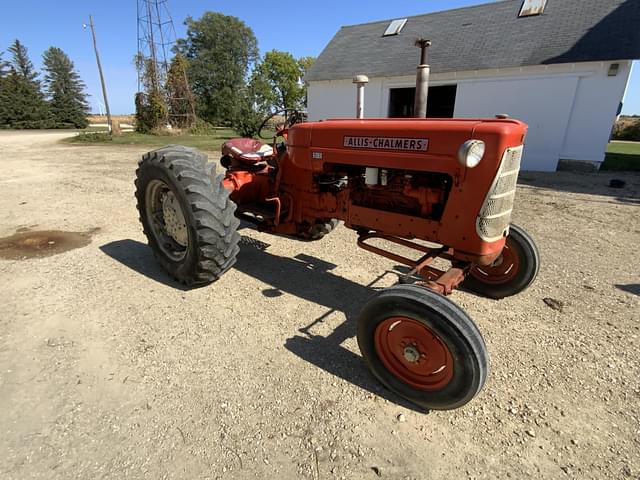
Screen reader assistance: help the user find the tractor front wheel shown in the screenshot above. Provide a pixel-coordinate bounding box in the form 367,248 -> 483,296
135,145 -> 240,286
296,219 -> 339,241
464,224 -> 540,299
357,284 -> 488,410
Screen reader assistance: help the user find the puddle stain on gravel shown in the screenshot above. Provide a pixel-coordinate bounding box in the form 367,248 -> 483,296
0,229 -> 98,260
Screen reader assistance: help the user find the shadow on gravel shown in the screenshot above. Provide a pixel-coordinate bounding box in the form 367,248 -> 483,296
517,172 -> 640,201
100,235 -> 425,411
616,284 -> 640,297
99,239 -> 190,291
235,236 -> 427,412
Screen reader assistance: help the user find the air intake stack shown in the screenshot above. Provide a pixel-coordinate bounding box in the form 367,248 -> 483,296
353,75 -> 369,119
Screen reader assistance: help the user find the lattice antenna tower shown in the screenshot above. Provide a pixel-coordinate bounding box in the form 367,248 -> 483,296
137,0 -> 195,126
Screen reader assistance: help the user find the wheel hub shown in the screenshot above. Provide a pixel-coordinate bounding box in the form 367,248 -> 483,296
144,179 -> 188,262
403,344 -> 421,363
470,242 -> 519,284
161,191 -> 188,247
374,317 -> 454,391
490,255 -> 504,267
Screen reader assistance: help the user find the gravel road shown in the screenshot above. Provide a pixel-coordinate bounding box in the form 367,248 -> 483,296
1,130 -> 639,479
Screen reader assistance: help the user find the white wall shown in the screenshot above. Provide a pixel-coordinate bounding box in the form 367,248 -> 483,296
308,77 -> 389,120
454,75 -> 579,171
560,62 -> 632,163
307,61 -> 633,171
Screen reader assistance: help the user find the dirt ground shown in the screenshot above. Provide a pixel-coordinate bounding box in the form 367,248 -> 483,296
0,130 -> 639,480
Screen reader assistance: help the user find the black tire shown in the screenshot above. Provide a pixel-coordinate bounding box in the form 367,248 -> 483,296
357,284 -> 488,410
134,145 -> 240,286
463,224 -> 540,300
296,219 -> 339,241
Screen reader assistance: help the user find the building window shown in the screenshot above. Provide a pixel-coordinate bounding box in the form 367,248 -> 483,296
383,19 -> 407,36
388,85 -> 458,118
519,0 -> 547,17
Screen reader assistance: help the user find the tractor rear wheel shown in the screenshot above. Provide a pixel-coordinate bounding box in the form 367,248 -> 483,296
463,224 -> 539,299
135,145 -> 240,286
357,284 -> 488,410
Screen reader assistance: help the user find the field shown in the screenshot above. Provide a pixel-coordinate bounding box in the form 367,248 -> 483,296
65,129 -> 236,151
0,130 -> 639,479
603,140 -> 640,171
87,114 -> 135,125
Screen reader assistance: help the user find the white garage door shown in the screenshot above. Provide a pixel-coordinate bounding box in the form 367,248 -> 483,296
454,76 -> 579,171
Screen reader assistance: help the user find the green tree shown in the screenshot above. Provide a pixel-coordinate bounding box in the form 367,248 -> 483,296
298,56 -> 315,108
42,47 -> 89,128
0,51 -> 7,126
0,50 -> 9,77
134,54 -> 168,133
250,50 -> 304,112
176,12 -> 258,125
0,40 -> 51,129
298,56 -> 316,79
10,39 -> 38,80
166,53 -> 195,128
232,88 -> 263,137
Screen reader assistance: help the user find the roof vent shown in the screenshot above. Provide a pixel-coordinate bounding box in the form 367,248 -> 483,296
383,18 -> 407,36
519,0 -> 547,17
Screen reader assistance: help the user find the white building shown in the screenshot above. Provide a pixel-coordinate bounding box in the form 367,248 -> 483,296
305,0 -> 640,171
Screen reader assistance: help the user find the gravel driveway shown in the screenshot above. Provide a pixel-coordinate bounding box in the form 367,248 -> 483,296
1,130 -> 639,479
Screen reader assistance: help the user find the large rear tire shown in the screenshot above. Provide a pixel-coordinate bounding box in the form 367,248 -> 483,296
357,284 -> 488,410
463,224 -> 540,299
134,145 -> 240,286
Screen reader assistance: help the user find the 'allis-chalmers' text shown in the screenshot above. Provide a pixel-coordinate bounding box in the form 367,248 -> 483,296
343,136 -> 429,151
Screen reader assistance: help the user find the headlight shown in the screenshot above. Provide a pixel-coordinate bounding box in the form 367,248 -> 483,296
458,140 -> 485,168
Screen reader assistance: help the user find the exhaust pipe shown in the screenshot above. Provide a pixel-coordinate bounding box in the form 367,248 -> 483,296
353,75 -> 369,119
414,39 -> 431,118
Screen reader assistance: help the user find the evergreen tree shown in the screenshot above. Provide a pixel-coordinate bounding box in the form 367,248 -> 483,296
0,51 -> 7,126
0,40 -> 51,129
42,47 -> 89,128
10,40 -> 38,81
0,50 -> 9,77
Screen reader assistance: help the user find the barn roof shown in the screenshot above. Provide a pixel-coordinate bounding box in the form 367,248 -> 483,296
305,0 -> 640,82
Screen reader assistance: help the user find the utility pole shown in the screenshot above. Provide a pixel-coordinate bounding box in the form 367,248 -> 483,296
87,15 -> 112,133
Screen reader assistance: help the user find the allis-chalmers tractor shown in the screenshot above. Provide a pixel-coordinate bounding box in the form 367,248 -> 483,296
134,43 -> 539,411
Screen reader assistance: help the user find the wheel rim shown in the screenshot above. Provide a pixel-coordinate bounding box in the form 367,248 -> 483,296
470,240 -> 520,285
145,179 -> 188,261
374,317 -> 454,391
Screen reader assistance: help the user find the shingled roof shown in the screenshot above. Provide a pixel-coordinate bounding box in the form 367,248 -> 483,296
305,0 -> 640,82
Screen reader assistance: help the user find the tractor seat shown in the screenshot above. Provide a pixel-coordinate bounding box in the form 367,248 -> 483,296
222,138 -> 274,164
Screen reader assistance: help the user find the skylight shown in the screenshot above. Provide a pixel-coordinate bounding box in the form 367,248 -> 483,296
519,0 -> 547,17
383,18 -> 407,36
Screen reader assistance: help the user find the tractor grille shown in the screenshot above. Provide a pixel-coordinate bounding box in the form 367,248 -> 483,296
476,146 -> 523,241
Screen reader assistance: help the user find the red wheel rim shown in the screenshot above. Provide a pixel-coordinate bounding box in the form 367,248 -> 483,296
374,317 -> 454,391
470,240 -> 520,285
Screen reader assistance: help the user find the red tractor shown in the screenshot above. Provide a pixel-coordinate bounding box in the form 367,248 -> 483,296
134,45 -> 539,411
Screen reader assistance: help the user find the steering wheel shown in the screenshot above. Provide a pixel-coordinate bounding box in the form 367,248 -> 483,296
258,109 -> 304,140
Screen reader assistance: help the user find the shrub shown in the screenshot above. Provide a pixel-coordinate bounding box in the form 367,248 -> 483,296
613,117 -> 640,142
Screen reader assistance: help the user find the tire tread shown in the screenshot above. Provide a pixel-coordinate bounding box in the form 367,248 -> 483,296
135,145 -> 240,286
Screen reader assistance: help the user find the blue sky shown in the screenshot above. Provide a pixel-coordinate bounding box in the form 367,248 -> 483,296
1,0 -> 638,115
